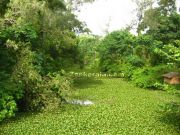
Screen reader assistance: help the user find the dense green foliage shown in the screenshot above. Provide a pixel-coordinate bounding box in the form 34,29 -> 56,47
76,35 -> 100,70
0,0 -> 179,132
0,78 -> 179,134
99,30 -> 135,72
0,0 -> 85,121
98,0 -> 180,90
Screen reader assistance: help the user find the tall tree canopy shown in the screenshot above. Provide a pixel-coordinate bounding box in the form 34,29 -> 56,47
0,0 -> 92,121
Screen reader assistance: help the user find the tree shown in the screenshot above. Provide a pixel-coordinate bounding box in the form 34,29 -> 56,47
45,0 -> 66,11
132,0 -> 154,34
157,0 -> 176,15
99,30 -> 135,72
137,0 -> 178,36
154,40 -> 180,67
0,0 -> 10,17
0,0 -> 87,121
77,35 -> 100,69
66,0 -> 95,10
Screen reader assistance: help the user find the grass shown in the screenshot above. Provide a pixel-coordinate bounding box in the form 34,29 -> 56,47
0,78 -> 180,135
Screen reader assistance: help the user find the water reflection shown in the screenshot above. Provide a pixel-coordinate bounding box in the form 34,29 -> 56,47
68,100 -> 94,106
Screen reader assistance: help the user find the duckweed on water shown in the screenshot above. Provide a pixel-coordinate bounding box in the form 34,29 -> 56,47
0,78 -> 180,135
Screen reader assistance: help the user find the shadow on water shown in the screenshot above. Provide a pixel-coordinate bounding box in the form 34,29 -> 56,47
158,102 -> 180,131
73,77 -> 104,89
0,104 -> 83,127
0,78 -> 101,126
0,111 -> 40,126
0,78 -> 102,126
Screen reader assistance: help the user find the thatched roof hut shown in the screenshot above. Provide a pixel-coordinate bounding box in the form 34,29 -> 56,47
162,72 -> 180,85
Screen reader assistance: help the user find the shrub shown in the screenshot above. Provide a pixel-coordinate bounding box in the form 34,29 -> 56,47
99,30 -> 135,73
163,84 -> 180,93
11,45 -> 72,112
119,63 -> 137,80
125,56 -> 145,67
0,94 -> 17,121
45,71 -> 72,102
131,65 -> 172,89
0,72 -> 22,122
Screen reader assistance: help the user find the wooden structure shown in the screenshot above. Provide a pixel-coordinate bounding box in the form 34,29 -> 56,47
162,72 -> 180,85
